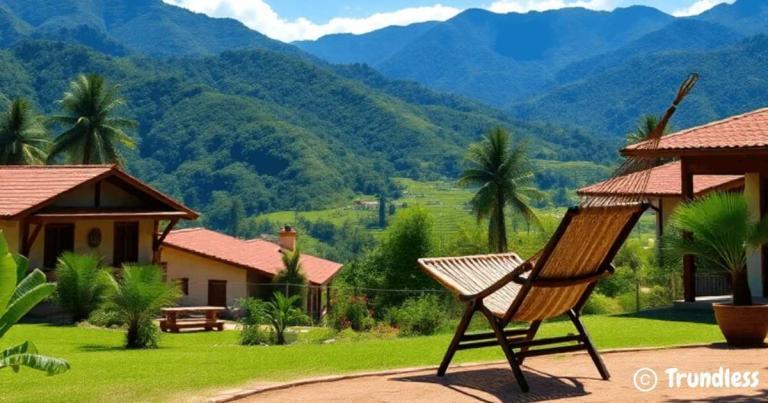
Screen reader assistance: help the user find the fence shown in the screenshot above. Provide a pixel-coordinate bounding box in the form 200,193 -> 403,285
695,273 -> 730,297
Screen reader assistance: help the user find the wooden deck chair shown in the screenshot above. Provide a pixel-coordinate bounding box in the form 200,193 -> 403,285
418,204 -> 647,392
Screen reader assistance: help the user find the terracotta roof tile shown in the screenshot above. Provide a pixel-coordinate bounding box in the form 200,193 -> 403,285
163,228 -> 343,285
577,161 -> 743,197
624,108 -> 768,153
0,165 -> 113,217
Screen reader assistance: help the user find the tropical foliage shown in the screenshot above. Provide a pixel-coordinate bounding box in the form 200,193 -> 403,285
667,192 -> 768,305
55,252 -> 112,322
625,115 -> 671,145
48,74 -> 137,165
0,231 -> 69,375
459,127 -> 540,252
107,265 -> 180,348
0,98 -> 49,165
264,292 -> 309,345
272,247 -> 307,301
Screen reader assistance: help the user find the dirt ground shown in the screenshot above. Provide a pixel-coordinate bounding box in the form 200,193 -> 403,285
233,345 -> 768,402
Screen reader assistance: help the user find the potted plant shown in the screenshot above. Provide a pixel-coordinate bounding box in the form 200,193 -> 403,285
669,192 -> 768,346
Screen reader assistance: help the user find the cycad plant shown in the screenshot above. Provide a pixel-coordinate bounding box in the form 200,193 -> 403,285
459,127 -> 541,252
272,247 -> 307,301
265,292 -> 309,345
108,265 -> 180,349
0,98 -> 50,165
55,252 -> 112,322
48,74 -> 137,165
0,231 -> 69,375
668,192 -> 768,305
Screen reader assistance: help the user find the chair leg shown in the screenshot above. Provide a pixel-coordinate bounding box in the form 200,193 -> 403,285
568,309 -> 610,380
517,320 -> 541,365
482,307 -> 529,393
438,301 -> 475,376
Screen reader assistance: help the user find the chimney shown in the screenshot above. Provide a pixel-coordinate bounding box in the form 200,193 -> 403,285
278,225 -> 297,251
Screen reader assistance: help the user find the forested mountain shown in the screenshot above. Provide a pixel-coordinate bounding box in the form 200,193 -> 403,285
0,0 -> 296,56
512,35 -> 768,137
297,6 -> 674,105
695,0 -> 768,35
0,36 -> 610,221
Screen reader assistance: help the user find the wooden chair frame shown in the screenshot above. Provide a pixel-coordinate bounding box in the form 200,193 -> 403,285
421,205 -> 647,393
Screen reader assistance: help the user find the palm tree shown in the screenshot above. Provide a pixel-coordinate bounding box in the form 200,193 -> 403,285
0,231 -> 69,375
48,74 -> 137,165
265,292 -> 308,345
668,193 -> 768,306
108,265 -> 180,349
459,127 -> 541,253
273,247 -> 307,300
0,98 -> 50,165
55,252 -> 112,322
625,115 -> 671,145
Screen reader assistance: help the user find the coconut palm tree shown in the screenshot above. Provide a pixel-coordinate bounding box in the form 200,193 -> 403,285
668,192 -> 768,305
0,231 -> 69,375
0,98 -> 50,165
273,247 -> 307,301
48,74 -> 137,165
459,127 -> 541,253
108,265 -> 180,349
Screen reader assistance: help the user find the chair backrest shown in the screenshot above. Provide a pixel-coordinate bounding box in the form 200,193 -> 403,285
507,204 -> 646,322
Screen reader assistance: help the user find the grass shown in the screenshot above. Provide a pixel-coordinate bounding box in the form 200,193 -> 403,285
3,309 -> 722,402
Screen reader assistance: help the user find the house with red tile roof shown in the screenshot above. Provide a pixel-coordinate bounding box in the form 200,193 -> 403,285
0,165 -> 197,274
161,226 -> 343,318
581,107 -> 768,303
578,161 -> 743,235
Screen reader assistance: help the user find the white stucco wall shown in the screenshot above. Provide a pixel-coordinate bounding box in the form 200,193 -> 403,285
744,173 -> 763,297
0,221 -> 20,255
161,246 -> 247,308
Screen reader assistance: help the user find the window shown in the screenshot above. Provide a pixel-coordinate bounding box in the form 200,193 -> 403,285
43,223 -> 74,269
177,278 -> 189,295
208,280 -> 227,307
113,222 -> 139,267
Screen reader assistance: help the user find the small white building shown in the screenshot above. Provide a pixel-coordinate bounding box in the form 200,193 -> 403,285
161,226 -> 343,319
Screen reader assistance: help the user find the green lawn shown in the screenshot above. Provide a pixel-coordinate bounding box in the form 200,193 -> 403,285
4,310 -> 722,402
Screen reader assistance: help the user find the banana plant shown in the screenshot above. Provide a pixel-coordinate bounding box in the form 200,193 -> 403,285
0,230 -> 69,375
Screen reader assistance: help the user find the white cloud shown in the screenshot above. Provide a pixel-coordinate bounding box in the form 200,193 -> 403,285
671,0 -> 733,17
486,0 -> 615,14
164,0 -> 461,42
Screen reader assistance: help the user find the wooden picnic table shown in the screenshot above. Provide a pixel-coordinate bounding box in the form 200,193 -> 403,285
160,306 -> 225,333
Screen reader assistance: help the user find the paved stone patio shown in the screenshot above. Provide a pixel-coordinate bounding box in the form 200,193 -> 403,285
233,345 -> 768,402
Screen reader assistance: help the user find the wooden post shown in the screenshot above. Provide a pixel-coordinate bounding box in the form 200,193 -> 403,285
761,175 -> 768,297
681,160 -> 696,302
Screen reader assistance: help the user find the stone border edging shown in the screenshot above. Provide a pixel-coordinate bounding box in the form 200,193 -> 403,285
208,342 -> 713,402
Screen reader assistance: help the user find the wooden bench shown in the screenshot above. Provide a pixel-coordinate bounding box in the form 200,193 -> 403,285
160,306 -> 225,333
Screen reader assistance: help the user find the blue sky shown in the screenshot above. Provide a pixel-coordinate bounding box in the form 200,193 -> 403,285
164,0 -> 734,42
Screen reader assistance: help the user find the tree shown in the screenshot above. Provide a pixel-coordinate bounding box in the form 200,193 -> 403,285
272,247 -> 307,301
108,265 -> 180,348
226,198 -> 245,237
0,231 -> 69,375
459,127 -> 541,252
55,252 -> 112,322
625,115 -> 672,145
0,98 -> 49,165
48,74 -> 137,165
668,193 -> 768,306
378,194 -> 387,228
264,292 -> 308,345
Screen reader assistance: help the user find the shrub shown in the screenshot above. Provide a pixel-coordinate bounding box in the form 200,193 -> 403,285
387,294 -> 446,336
264,292 -> 309,345
55,252 -> 112,322
238,298 -> 274,345
87,306 -> 124,328
328,292 -> 374,331
109,265 -> 181,349
582,292 -> 622,315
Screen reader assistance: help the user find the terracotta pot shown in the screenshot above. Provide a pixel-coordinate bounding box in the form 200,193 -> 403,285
713,303 -> 768,347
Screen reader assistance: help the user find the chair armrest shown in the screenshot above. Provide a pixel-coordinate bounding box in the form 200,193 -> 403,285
464,260 -> 534,301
